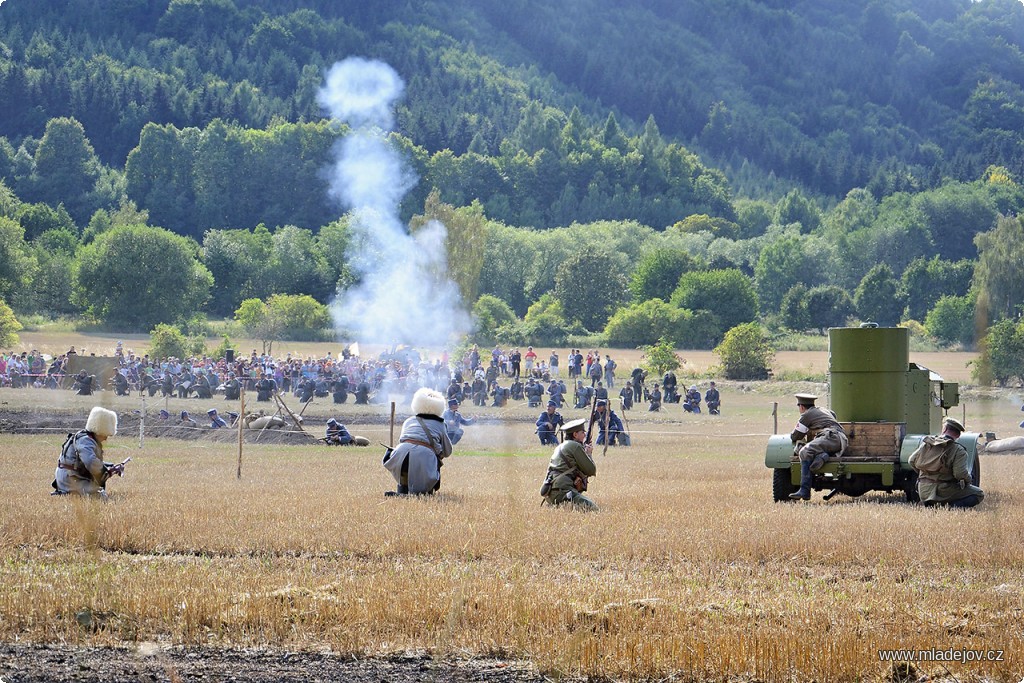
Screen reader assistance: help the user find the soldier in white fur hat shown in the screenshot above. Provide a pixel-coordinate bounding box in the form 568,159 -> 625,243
51,406 -> 129,499
383,387 -> 453,496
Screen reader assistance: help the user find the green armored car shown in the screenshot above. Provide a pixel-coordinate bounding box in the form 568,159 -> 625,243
765,324 -> 981,502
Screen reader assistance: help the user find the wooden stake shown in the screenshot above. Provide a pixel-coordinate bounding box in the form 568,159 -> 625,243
389,401 -> 396,446
236,385 -> 245,479
772,402 -> 778,434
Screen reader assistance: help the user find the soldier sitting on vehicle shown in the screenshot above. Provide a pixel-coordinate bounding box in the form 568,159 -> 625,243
788,393 -> 848,501
909,417 -> 983,508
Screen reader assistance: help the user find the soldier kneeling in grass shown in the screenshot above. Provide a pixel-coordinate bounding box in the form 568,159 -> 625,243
540,418 -> 598,511
52,407 -> 129,500
909,417 -> 984,508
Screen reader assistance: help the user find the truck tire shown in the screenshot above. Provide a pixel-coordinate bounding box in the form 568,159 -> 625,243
773,467 -> 798,502
903,471 -> 920,503
971,452 -> 981,487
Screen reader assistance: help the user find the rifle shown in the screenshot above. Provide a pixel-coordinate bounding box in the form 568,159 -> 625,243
106,457 -> 132,477
584,391 -> 599,445
602,404 -> 611,457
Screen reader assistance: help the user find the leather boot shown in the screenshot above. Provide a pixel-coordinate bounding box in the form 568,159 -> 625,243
789,460 -> 812,500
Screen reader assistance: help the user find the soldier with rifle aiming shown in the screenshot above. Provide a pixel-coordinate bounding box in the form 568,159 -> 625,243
538,417 -> 598,511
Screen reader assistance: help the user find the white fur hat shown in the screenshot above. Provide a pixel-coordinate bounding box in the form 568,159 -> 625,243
85,406 -> 118,437
410,387 -> 446,417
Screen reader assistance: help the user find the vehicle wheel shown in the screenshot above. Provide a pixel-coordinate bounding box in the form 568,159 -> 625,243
971,452 -> 981,487
773,467 -> 798,502
903,471 -> 920,503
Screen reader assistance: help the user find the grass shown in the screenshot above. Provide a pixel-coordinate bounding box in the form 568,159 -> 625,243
1,384 -> 1022,680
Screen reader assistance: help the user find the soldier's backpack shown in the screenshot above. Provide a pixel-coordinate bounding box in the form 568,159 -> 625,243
913,436 -> 957,475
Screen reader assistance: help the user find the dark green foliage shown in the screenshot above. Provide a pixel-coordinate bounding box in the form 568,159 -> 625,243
604,299 -> 720,350
148,323 -> 189,362
854,264 -> 904,327
73,224 -> 213,330
554,249 -> 628,332
780,284 -> 811,333
17,202 -> 76,241
774,190 -> 821,234
629,249 -> 704,303
974,319 -> 1024,386
670,268 -> 757,337
973,214 -> 1024,323
472,294 -> 517,343
0,215 -> 36,305
901,255 -> 974,321
805,286 -> 854,334
754,235 -> 808,314
925,294 -> 976,348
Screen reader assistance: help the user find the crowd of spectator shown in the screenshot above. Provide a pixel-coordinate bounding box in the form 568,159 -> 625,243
2,341 -> 719,415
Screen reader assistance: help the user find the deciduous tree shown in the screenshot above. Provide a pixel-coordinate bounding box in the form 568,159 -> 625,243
73,224 -> 213,330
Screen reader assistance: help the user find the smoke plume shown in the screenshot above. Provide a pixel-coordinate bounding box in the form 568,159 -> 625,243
318,58 -> 469,349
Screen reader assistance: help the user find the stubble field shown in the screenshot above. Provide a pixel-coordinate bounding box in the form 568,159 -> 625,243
1,371 -> 1023,682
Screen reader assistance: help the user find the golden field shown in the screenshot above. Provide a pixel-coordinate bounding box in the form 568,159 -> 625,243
1,379 -> 1023,681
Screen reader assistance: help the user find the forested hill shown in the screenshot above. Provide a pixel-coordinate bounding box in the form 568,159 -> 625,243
3,0 -> 1024,359
2,0 -> 1024,222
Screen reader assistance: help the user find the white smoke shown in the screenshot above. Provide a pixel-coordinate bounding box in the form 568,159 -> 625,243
318,58 -> 470,348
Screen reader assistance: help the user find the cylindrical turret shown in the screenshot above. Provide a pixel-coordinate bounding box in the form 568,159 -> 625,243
829,325 -> 909,423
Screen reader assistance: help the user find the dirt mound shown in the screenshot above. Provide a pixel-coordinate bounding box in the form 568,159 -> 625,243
0,643 -> 545,683
0,409 -> 321,445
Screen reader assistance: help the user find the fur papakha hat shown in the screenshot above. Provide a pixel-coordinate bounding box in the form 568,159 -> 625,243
85,406 -> 118,437
411,387 -> 446,418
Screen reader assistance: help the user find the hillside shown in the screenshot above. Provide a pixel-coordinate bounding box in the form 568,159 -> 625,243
1,0 -> 1024,371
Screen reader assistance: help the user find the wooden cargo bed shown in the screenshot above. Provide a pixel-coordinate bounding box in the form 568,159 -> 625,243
791,422 -> 905,462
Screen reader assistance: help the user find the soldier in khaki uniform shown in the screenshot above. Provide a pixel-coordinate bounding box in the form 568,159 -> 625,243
789,393 -> 848,500
540,418 -> 598,511
909,417 -> 983,508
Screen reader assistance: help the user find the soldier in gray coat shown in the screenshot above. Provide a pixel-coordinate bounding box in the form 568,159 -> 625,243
383,388 -> 453,495
52,407 -> 127,499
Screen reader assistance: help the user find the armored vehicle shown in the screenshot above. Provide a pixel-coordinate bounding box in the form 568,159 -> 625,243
765,324 -> 981,502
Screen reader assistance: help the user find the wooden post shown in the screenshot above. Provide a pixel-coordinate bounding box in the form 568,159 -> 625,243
389,401 -> 396,446
139,396 -> 145,449
772,402 -> 778,434
236,385 -> 245,480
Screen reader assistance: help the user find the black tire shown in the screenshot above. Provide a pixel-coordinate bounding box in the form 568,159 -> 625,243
971,452 -> 981,487
773,467 -> 798,502
903,471 -> 920,503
